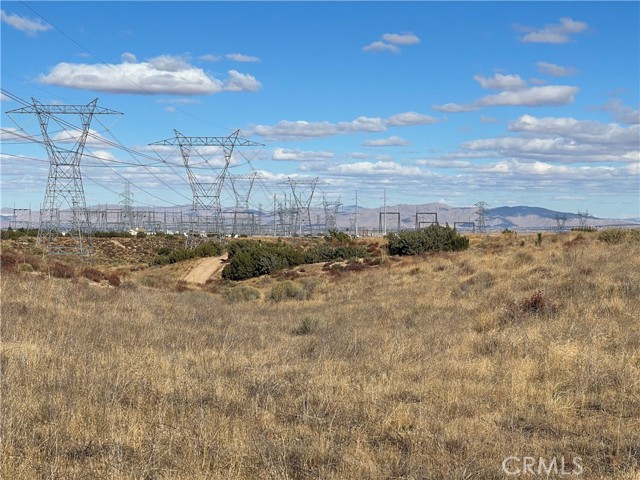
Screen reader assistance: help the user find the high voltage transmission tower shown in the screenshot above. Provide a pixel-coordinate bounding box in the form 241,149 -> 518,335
120,180 -> 135,230
7,98 -> 122,256
279,177 -> 323,236
577,210 -> 590,229
322,195 -> 342,233
230,172 -> 263,235
474,201 -> 489,234
555,213 -> 567,232
150,129 -> 264,247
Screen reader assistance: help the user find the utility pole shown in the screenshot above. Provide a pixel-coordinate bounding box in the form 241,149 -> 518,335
273,194 -> 277,236
383,188 -> 387,236
355,190 -> 359,237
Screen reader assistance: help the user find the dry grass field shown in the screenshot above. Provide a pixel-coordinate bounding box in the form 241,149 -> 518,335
1,230 -> 639,479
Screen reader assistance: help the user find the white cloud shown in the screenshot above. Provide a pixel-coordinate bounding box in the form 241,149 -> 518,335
462,117 -> 640,163
471,160 -> 617,178
199,54 -> 220,62
518,17 -> 588,44
432,103 -> 478,113
121,52 -> 137,63
272,148 -> 334,162
363,136 -> 410,147
338,116 -> 387,133
225,53 -> 260,62
223,70 -> 262,92
348,152 -> 393,161
37,55 -> 261,95
536,62 -> 578,77
435,71 -> 579,113
477,85 -> 579,107
329,161 -> 422,176
0,9 -> 52,36
0,127 -> 26,141
382,32 -> 421,45
363,32 -> 421,53
249,111 -> 436,141
362,41 -> 400,53
625,162 -> 640,175
87,149 -> 119,162
386,111 -> 438,126
415,159 -> 472,168
474,73 -> 527,91
509,114 -> 640,145
166,106 -> 176,113
252,120 -> 337,140
52,128 -> 111,148
528,77 -> 547,86
480,116 -> 499,123
597,99 -> 640,125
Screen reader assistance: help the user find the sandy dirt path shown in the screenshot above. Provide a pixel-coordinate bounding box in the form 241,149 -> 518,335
182,255 -> 228,284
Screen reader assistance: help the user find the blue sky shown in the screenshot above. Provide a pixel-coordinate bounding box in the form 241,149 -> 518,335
1,1 -> 639,218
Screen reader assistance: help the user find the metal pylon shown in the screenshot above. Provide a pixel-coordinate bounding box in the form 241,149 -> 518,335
279,177 -> 323,236
322,195 -> 342,233
230,172 -> 262,235
7,98 -> 122,256
150,129 -> 264,247
474,201 -> 489,234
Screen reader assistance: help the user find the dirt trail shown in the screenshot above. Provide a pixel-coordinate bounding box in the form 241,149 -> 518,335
182,255 -> 228,284
110,239 -> 126,249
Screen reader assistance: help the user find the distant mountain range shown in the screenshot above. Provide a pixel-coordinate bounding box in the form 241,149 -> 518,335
334,203 -> 639,232
2,203 -> 639,232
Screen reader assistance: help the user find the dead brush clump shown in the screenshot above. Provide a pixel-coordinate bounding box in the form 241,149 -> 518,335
0,250 -> 21,272
48,260 -> 77,279
81,266 -> 105,283
501,290 -> 558,326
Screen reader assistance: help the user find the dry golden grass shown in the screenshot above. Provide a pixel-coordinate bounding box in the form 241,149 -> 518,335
1,231 -> 639,478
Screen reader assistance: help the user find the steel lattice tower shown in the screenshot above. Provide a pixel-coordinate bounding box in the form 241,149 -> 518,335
279,177 -> 322,236
8,98 -> 121,256
474,201 -> 489,234
151,130 -> 264,247
230,172 -> 262,235
120,180 -> 135,230
322,195 -> 342,233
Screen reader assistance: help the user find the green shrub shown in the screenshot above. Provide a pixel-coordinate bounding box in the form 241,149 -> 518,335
386,224 -> 469,256
222,239 -> 368,281
151,241 -> 223,266
269,280 -> 306,302
325,229 -> 351,243
298,277 -> 321,298
0,228 -> 39,240
93,230 -> 132,238
292,314 -> 325,335
597,228 -> 628,244
223,285 -> 262,303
